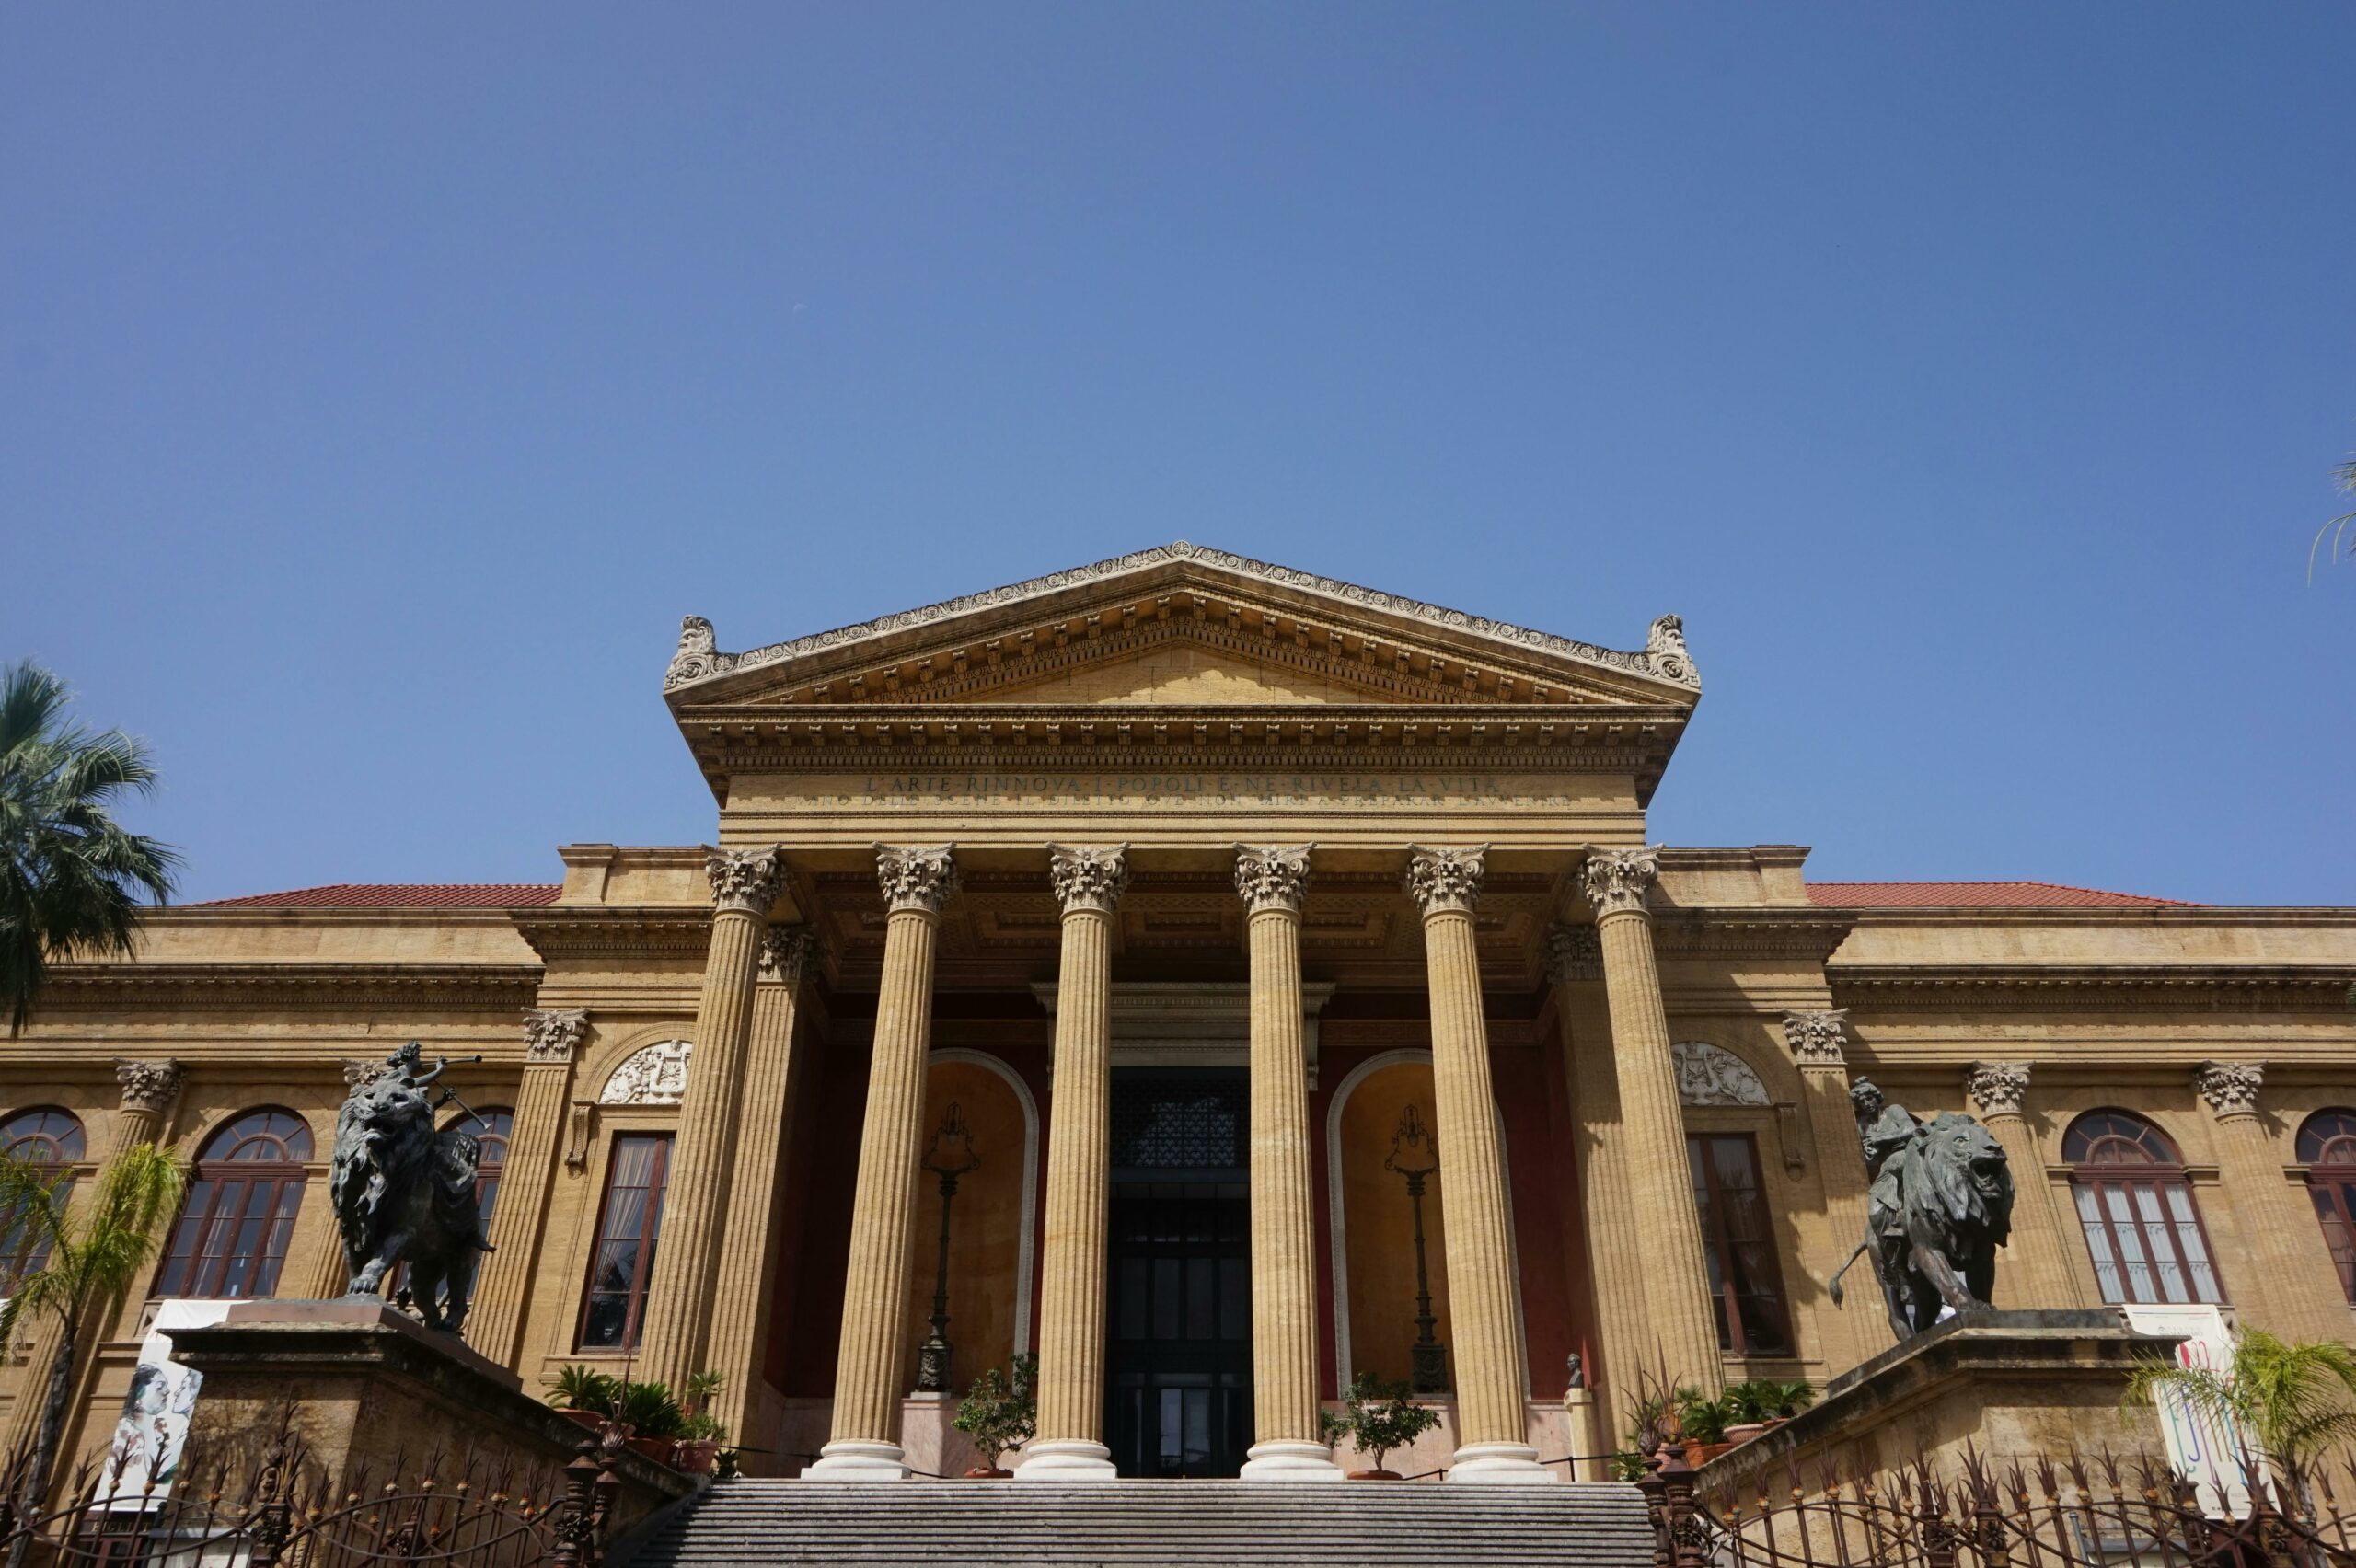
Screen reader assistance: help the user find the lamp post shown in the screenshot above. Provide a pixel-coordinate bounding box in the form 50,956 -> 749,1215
915,1101 -> 981,1393
1385,1102 -> 1449,1396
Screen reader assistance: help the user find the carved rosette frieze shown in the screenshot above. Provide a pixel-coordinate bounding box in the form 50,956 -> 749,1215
1232,845 -> 1312,917
704,846 -> 786,917
113,1058 -> 183,1116
341,1059 -> 387,1090
757,926 -> 818,986
1966,1060 -> 2033,1120
1544,923 -> 1602,984
524,1008 -> 589,1064
1403,845 -> 1487,918
1048,844 -> 1130,916
2195,1060 -> 2265,1120
1577,847 -> 1661,920
1781,1009 -> 1850,1068
874,844 -> 960,916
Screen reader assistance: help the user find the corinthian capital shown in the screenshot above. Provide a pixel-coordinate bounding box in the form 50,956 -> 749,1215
1577,847 -> 1660,919
1404,845 -> 1488,917
2195,1060 -> 2264,1119
758,926 -> 818,986
875,845 -> 960,916
1233,845 -> 1312,917
704,845 -> 786,916
1545,923 -> 1602,984
1966,1060 -> 2032,1119
1049,844 -> 1130,916
1782,1009 -> 1850,1067
113,1058 -> 183,1116
524,1008 -> 588,1063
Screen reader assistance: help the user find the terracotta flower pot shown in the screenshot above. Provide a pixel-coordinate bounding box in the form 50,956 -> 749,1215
626,1435 -> 676,1466
559,1409 -> 607,1434
1724,1422 -> 1769,1446
674,1440 -> 720,1475
1347,1469 -> 1403,1481
964,1467 -> 1012,1479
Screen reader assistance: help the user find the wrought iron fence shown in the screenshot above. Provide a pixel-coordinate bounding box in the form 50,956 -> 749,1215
0,1410 -> 620,1567
1648,1440 -> 2356,1567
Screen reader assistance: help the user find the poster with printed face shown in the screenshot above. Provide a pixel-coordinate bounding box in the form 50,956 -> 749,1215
100,1299 -> 230,1505
2122,1303 -> 2258,1519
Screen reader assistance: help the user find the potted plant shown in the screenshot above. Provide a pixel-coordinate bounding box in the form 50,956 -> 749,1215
674,1371 -> 729,1475
614,1379 -> 684,1466
546,1365 -> 620,1433
951,1353 -> 1036,1477
1721,1379 -> 1774,1446
1325,1372 -> 1442,1480
1673,1390 -> 1732,1466
1611,1380 -> 1692,1482
1761,1378 -> 1816,1428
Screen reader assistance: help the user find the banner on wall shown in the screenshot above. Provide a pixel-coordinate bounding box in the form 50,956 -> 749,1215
100,1298 -> 231,1506
2121,1303 -> 2258,1519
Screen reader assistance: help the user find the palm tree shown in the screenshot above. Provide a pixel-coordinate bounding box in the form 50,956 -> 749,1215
0,1143 -> 184,1559
0,661 -> 179,1037
2125,1329 -> 2356,1512
2309,454 -> 2356,582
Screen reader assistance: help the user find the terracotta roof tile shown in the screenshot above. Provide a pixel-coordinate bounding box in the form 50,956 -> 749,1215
1805,881 -> 2194,909
187,883 -> 562,909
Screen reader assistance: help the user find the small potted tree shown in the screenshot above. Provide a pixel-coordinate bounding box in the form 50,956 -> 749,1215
675,1371 -> 729,1475
952,1353 -> 1036,1477
614,1380 -> 685,1466
1326,1372 -> 1441,1480
546,1365 -> 620,1434
1674,1389 -> 1732,1467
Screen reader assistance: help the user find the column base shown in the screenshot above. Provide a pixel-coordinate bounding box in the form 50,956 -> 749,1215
1448,1442 -> 1558,1483
801,1439 -> 910,1482
1241,1441 -> 1345,1481
1014,1440 -> 1119,1482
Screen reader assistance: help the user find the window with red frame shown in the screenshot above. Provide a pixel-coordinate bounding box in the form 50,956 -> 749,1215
577,1134 -> 671,1351
1686,1132 -> 1793,1356
2063,1111 -> 2223,1305
2298,1110 -> 2356,1305
0,1108 -> 86,1288
156,1110 -> 314,1299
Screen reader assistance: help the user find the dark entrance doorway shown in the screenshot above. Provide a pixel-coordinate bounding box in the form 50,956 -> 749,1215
1105,1068 -> 1253,1478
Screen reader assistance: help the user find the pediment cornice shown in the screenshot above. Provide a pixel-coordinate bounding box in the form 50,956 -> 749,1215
664,542 -> 1700,709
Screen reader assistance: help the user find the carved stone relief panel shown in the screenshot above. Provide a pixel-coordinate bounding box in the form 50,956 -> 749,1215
598,1040 -> 693,1106
1671,1041 -> 1771,1107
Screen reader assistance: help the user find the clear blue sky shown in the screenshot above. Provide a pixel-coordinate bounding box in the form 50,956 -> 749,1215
6,6 -> 2350,906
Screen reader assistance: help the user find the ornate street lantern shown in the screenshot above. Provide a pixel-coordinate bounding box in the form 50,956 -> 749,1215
914,1101 -> 982,1393
1384,1102 -> 1449,1395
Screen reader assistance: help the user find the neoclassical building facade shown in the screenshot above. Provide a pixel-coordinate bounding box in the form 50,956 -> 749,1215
6,544 -> 2353,1483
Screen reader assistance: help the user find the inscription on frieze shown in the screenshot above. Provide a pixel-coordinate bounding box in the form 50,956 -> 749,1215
777,769 -> 1590,811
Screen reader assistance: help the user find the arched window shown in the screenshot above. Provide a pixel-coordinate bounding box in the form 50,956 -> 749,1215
156,1110 -> 314,1300
0,1108 -> 87,1288
2063,1111 -> 2223,1305
2297,1110 -> 2356,1305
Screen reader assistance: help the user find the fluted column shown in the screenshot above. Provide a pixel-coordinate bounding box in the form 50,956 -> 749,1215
702,927 -> 817,1443
1407,847 -> 1551,1484
471,1010 -> 586,1366
1782,1011 -> 1888,1373
1580,847 -> 1721,1393
1547,926 -> 1646,1442
1963,1062 -> 2081,1310
807,845 -> 958,1482
1233,846 -> 1343,1482
1020,846 -> 1129,1482
2194,1062 -> 2338,1341
639,847 -> 785,1392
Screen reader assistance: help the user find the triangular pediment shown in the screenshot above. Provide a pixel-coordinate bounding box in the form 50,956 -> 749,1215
663,541 -> 1701,712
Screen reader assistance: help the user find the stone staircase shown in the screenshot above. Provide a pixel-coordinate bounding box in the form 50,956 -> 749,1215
625,1479 -> 1655,1567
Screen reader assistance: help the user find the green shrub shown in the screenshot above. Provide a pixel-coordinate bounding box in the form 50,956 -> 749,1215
953,1352 -> 1038,1470
546,1365 -> 620,1414
1328,1372 -> 1442,1473
615,1380 -> 683,1439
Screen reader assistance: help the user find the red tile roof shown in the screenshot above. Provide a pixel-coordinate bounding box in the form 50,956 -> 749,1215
187,883 -> 563,909
1806,881 -> 2194,909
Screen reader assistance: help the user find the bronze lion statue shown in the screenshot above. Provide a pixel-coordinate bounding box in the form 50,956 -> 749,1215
1829,1079 -> 2015,1340
329,1043 -> 493,1335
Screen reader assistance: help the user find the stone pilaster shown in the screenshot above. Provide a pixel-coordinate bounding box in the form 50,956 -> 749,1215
808,846 -> 958,1481
110,1058 -> 183,1152
1233,845 -> 1343,1482
2192,1061 -> 2335,1340
1579,847 -> 1722,1393
1021,845 -> 1129,1482
470,1009 -> 587,1366
1780,1010 -> 1887,1373
1962,1062 -> 2081,1310
702,926 -> 818,1443
1547,924 -> 1646,1437
638,846 -> 786,1392
1406,847 -> 1551,1483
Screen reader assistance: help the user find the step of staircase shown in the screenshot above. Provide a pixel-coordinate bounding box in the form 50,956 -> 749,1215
626,1479 -> 1655,1567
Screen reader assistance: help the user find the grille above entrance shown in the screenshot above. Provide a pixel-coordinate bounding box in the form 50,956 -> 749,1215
1031,980 -> 1337,1088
